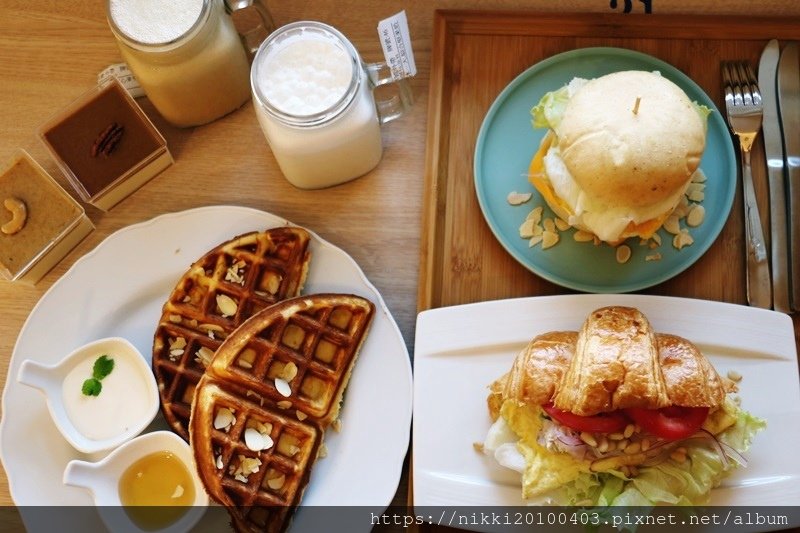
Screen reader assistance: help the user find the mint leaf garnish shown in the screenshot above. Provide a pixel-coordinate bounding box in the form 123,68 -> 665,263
80,355 -> 115,396
92,355 -> 115,380
82,378 -> 102,396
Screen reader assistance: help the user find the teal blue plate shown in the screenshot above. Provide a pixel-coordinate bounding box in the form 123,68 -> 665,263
474,47 -> 736,293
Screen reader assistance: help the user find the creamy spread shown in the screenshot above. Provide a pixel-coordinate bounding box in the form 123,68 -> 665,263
0,154 -> 82,277
61,351 -> 152,441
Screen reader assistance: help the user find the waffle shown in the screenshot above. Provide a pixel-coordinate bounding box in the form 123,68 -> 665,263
152,227 -> 311,439
190,294 -> 375,533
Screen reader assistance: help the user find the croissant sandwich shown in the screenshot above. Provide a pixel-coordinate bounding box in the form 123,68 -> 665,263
482,306 -> 765,506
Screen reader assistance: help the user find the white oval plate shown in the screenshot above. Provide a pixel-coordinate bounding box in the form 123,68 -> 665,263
0,206 -> 413,529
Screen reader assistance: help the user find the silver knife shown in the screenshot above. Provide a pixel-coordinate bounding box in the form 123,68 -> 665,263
759,40 -> 791,312
777,42 -> 800,311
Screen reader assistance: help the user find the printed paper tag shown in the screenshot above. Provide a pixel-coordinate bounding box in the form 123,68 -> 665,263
377,11 -> 417,80
98,63 -> 146,98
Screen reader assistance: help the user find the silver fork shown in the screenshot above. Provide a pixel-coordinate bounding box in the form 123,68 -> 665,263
722,61 -> 771,309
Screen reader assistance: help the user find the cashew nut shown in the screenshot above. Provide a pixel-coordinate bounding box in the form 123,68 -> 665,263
1,197 -> 27,235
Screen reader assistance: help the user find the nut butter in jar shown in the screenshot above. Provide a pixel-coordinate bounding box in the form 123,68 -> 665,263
107,0 -> 252,127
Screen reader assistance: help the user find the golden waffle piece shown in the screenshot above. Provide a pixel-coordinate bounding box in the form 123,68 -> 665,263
190,294 -> 375,533
152,227 -> 311,439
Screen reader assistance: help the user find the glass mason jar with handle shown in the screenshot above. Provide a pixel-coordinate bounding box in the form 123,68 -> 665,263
251,21 -> 413,189
107,0 -> 273,128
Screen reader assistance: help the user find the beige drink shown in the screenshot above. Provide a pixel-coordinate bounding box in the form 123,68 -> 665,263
108,0 -> 251,127
252,25 -> 383,189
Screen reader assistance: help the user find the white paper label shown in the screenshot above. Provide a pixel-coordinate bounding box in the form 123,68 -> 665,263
98,63 -> 146,98
377,11 -> 417,80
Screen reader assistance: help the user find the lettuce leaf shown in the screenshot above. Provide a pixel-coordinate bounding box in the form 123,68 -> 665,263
693,102 -> 713,121
530,77 -> 589,130
531,85 -> 571,130
523,403 -> 765,508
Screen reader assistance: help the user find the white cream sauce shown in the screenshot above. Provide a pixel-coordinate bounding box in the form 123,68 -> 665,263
61,351 -> 151,441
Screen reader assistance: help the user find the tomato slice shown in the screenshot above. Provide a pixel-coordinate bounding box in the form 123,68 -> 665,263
624,406 -> 709,441
541,403 -> 628,434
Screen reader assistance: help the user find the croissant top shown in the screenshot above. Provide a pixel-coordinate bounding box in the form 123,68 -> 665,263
497,306 -> 726,417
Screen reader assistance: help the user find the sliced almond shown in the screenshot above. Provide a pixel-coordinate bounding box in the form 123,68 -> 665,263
543,218 -> 556,233
169,337 -> 187,350
554,218 -> 570,231
615,245 -> 632,264
244,428 -> 274,451
672,195 -> 691,218
215,454 -> 223,470
663,215 -> 681,235
214,407 -> 235,431
195,346 -> 215,367
573,230 -> 595,242
541,230 -> 559,249
332,419 -> 342,433
518,219 -> 536,239
687,182 -> 706,195
672,230 -> 694,250
691,169 -> 707,183
240,457 -> 262,476
645,252 -> 662,262
528,235 -> 543,248
275,378 -> 292,397
216,294 -> 238,317
277,400 -> 291,409
651,232 -> 662,247
507,191 -> 532,205
171,485 -> 184,499
526,206 -> 544,224
686,204 -> 705,227
285,444 -> 300,456
688,190 -> 705,202
296,410 -> 308,421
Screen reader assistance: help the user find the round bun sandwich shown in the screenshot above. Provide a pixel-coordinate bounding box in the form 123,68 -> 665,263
528,70 -> 709,244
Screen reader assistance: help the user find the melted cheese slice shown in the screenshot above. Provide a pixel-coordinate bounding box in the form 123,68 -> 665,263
528,133 -> 679,243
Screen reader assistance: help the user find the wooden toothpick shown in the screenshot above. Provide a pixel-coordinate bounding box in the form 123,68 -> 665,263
632,96 -> 642,115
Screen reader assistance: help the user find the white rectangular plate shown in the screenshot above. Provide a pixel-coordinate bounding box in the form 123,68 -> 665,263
413,294 -> 800,510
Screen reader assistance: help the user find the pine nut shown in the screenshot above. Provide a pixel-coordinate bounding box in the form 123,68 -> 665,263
623,424 -> 635,439
609,432 -> 624,441
727,370 -> 742,382
625,442 -> 641,455
670,450 -> 687,463
597,436 -> 609,453
580,432 -> 597,447
641,438 -> 651,451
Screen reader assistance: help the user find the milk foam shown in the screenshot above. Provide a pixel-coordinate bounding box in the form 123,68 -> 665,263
256,34 -> 353,116
110,0 -> 204,44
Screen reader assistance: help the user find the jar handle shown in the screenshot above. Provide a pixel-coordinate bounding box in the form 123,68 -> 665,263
365,62 -> 413,125
225,0 -> 275,58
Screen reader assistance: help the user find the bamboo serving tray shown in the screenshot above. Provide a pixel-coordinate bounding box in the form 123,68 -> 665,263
418,10 -> 800,319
